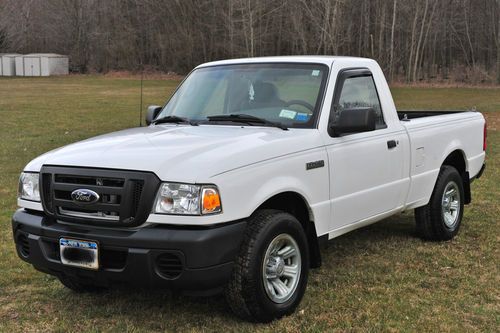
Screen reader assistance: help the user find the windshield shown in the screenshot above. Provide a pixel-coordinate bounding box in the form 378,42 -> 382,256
156,63 -> 328,128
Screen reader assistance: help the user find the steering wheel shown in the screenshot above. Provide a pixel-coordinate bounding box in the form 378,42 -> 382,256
284,100 -> 315,112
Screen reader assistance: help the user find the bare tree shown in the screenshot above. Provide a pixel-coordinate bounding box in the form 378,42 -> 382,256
497,0 -> 500,83
0,0 -> 498,83
389,0 -> 397,82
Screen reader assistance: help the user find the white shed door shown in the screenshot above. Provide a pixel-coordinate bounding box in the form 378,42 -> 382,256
15,58 -> 24,76
24,58 -> 33,76
25,58 -> 41,76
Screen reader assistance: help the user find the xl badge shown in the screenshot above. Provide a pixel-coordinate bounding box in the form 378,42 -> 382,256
71,189 -> 100,205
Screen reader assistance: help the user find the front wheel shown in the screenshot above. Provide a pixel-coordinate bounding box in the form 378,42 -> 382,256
415,165 -> 465,241
225,209 -> 309,322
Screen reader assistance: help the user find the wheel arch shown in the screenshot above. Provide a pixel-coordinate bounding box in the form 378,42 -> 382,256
441,149 -> 471,204
256,191 -> 322,268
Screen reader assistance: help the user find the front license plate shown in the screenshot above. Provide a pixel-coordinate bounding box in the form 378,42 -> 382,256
60,238 -> 99,270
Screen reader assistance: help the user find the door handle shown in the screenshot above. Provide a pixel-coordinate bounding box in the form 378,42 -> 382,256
387,140 -> 398,149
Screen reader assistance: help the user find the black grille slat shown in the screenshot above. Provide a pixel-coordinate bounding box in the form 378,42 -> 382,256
54,190 -> 72,200
52,183 -> 123,195
54,175 -> 125,187
158,266 -> 182,271
158,263 -> 182,268
42,174 -> 54,213
52,199 -> 121,212
156,253 -> 183,279
130,181 -> 144,217
40,166 -> 160,227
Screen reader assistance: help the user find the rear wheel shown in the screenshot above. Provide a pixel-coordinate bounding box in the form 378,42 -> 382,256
415,165 -> 465,241
225,209 -> 309,322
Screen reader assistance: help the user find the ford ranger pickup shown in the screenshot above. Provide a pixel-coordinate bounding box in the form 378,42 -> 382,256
12,56 -> 486,322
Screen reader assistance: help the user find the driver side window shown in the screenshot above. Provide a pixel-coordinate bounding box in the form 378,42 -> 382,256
334,74 -> 386,128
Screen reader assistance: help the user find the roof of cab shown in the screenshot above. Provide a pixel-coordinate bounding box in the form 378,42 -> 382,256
196,55 -> 375,68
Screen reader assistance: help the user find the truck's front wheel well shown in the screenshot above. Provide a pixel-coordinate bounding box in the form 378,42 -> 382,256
257,192 -> 321,268
442,150 -> 470,204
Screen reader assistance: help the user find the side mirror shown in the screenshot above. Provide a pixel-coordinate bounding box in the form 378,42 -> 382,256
145,105 -> 162,125
329,107 -> 376,136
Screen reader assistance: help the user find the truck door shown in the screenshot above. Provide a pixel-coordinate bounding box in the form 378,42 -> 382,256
324,69 -> 407,232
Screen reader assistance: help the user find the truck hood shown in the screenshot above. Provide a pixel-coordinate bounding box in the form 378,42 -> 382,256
25,125 -> 323,182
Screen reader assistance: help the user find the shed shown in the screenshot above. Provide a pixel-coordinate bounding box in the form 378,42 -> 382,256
15,54 -> 69,76
22,54 -> 42,76
40,54 -> 69,76
1,54 -> 20,76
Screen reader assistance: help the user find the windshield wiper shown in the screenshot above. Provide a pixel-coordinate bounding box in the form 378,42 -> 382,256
206,114 -> 288,130
153,115 -> 198,126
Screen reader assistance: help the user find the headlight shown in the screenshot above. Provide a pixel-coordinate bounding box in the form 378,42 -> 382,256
18,172 -> 41,202
153,183 -> 222,215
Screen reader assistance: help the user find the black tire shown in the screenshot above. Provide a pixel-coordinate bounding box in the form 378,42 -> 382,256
415,165 -> 465,241
225,209 -> 309,322
58,275 -> 105,293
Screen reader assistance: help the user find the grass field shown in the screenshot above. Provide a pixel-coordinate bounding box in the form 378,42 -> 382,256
0,76 -> 498,332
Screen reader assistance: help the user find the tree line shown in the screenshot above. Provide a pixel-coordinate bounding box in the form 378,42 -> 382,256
0,0 -> 499,83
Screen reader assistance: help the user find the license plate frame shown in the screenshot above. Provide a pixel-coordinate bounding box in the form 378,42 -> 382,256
59,237 -> 99,270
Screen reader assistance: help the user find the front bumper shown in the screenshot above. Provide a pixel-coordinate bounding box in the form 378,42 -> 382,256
12,209 -> 246,295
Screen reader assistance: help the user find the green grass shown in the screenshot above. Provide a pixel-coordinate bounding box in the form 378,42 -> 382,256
0,76 -> 498,332
391,86 -> 500,113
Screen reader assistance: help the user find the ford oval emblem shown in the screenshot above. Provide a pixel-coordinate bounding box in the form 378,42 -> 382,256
71,189 -> 100,205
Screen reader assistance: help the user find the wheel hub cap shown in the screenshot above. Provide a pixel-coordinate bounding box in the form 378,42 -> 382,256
266,256 -> 285,278
441,181 -> 460,228
262,233 -> 301,304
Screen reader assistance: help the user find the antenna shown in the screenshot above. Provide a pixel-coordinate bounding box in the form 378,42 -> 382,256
139,64 -> 144,126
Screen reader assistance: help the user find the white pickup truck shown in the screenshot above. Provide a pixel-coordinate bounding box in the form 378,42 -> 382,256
13,56 -> 486,322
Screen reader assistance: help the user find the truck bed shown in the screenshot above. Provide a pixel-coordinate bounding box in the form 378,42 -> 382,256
397,109 -> 485,209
